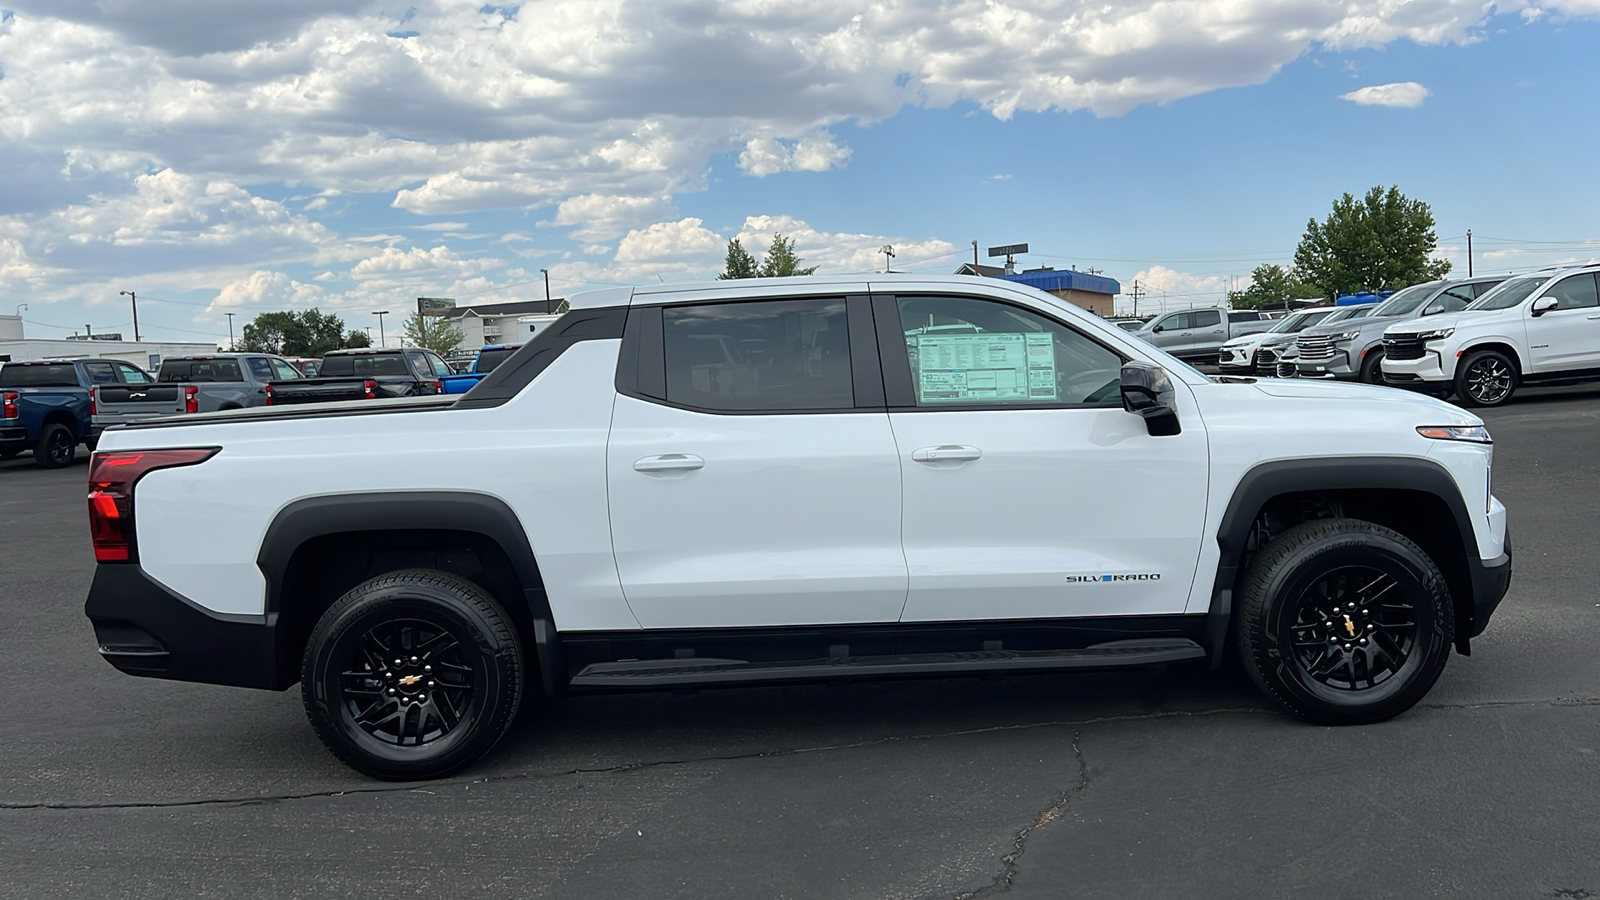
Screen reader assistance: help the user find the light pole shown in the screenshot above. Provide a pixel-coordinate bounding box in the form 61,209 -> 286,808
373,310 -> 389,348
14,303 -> 26,317
880,245 -> 896,273
225,312 -> 236,350
540,268 -> 552,313
119,290 -> 141,342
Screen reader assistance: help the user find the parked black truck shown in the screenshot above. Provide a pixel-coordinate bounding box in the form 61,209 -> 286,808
265,348 -> 451,405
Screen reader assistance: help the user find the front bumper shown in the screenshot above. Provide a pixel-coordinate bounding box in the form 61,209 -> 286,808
1292,348 -> 1358,379
84,564 -> 282,690
1381,351 -> 1451,384
1464,522 -> 1512,642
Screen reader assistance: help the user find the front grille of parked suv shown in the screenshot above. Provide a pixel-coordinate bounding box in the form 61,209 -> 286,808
1384,336 -> 1427,361
1276,359 -> 1297,378
1254,348 -> 1279,369
1295,336 -> 1337,362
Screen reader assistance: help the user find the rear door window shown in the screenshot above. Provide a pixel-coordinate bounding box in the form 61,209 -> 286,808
269,358 -> 301,381
245,358 -> 275,382
1191,309 -> 1222,328
660,297 -> 855,412
82,361 -> 119,385
114,362 -> 153,384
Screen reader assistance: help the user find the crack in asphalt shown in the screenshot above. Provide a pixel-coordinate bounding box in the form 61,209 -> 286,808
954,731 -> 1088,900
3,695 -> 1595,812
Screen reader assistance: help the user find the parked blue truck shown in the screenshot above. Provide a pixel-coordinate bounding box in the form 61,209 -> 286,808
0,358 -> 154,467
438,343 -> 525,394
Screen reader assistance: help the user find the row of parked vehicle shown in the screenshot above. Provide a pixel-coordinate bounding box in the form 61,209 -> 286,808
0,342 -> 525,467
1202,263 -> 1600,407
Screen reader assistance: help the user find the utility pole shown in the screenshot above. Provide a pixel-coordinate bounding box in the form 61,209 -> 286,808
118,290 -> 140,342
540,268 -> 552,313
225,312 -> 236,350
971,241 -> 979,271
1130,280 -> 1145,316
1466,229 -> 1474,277
880,245 -> 895,273
416,297 -> 426,349
373,310 -> 389,348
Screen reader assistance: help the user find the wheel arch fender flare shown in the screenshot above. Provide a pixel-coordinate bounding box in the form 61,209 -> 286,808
1204,456 -> 1478,666
1457,340 -> 1526,375
257,490 -> 550,622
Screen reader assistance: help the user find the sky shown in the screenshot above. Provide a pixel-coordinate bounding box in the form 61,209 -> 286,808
1,0 -> 1597,345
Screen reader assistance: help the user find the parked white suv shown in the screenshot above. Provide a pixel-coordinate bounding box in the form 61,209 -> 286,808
84,274 -> 1511,779
1382,264 -> 1600,406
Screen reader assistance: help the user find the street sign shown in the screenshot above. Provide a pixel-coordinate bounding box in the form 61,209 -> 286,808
987,243 -> 1028,258
416,297 -> 456,316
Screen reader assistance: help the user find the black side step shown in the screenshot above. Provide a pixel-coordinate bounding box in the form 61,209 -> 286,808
568,638 -> 1205,688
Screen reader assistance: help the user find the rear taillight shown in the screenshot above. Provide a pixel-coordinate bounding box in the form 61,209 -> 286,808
89,390 -> 97,418
264,384 -> 274,406
362,380 -> 377,399
87,448 -> 219,563
434,379 -> 443,394
184,385 -> 199,414
6,390 -> 22,419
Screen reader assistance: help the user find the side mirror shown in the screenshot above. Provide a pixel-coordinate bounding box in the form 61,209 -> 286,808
1151,325 -> 1165,334
1121,362 -> 1182,437
1421,303 -> 1443,316
1531,296 -> 1559,317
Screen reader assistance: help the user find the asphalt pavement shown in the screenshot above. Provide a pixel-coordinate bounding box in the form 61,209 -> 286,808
2,386 -> 1598,899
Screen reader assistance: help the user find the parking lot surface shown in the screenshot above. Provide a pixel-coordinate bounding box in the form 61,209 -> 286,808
3,386 -> 1599,899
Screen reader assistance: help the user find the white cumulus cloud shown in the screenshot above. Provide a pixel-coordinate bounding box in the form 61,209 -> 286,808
1340,81 -> 1431,107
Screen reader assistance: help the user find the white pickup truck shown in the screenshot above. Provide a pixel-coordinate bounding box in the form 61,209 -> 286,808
84,274 -> 1511,779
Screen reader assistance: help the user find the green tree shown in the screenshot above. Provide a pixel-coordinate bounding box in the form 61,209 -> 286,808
1228,264 -> 1323,310
237,309 -> 358,357
1292,186 -> 1452,298
717,238 -> 759,279
401,312 -> 464,355
343,329 -> 371,349
758,233 -> 819,277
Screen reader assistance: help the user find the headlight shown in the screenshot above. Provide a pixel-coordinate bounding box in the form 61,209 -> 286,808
1415,328 -> 1454,342
1329,331 -> 1362,342
1416,424 -> 1491,444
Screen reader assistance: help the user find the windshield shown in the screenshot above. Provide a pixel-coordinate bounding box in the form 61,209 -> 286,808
1467,275 -> 1548,311
1268,310 -> 1330,333
1325,306 -> 1374,323
1368,283 -> 1438,318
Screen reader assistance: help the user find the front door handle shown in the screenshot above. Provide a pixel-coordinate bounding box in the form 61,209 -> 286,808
634,453 -> 705,473
911,445 -> 983,463
1587,314 -> 1600,320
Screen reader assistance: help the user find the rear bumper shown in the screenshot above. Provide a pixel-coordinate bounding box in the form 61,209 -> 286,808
84,564 -> 282,690
0,425 -> 26,443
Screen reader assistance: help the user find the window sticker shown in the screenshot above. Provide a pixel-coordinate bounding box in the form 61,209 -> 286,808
912,332 -> 1057,403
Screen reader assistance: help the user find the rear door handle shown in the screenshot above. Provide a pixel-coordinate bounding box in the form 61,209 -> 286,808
1587,315 -> 1600,320
911,445 -> 983,463
634,453 -> 705,472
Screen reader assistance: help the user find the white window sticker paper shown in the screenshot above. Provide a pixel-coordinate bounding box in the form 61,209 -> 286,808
913,332 -> 1057,403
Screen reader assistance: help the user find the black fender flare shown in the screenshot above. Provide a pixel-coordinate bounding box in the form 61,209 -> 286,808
1204,456 -> 1481,666
256,491 -> 564,694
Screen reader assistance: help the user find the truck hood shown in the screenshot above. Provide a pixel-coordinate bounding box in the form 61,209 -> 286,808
1221,332 -> 1277,350
1382,308 -> 1494,338
1249,378 -> 1479,423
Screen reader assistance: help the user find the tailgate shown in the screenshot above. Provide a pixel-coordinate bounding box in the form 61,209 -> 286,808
93,384 -> 189,425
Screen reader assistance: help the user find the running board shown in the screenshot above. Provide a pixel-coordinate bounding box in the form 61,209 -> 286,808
568,638 -> 1205,688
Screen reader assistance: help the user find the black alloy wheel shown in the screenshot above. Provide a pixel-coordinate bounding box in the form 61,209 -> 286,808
1455,349 -> 1517,407
302,569 -> 524,780
1236,518 -> 1452,725
33,423 -> 75,469
1359,348 -> 1386,385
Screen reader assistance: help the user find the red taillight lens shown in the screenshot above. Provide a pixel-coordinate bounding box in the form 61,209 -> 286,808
264,384 -> 274,406
6,390 -> 22,419
89,390 -> 97,418
87,448 -> 219,563
184,385 -> 199,414
362,379 -> 377,399
434,379 -> 443,394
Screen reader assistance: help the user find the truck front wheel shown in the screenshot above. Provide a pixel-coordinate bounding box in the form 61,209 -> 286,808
301,569 -> 525,780
1455,349 -> 1518,407
1235,518 -> 1453,725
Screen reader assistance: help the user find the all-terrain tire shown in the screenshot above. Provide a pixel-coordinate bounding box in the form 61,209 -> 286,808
301,568 -> 524,780
1235,518 -> 1453,725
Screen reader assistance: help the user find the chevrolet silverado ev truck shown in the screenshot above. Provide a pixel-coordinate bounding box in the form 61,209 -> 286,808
83,275 -> 1512,780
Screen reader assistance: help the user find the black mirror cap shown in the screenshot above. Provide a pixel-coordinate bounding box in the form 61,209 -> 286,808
1121,362 -> 1182,436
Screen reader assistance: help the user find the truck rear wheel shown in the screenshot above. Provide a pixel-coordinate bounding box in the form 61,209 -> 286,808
301,569 -> 525,780
34,423 -> 76,469
1235,518 -> 1452,725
